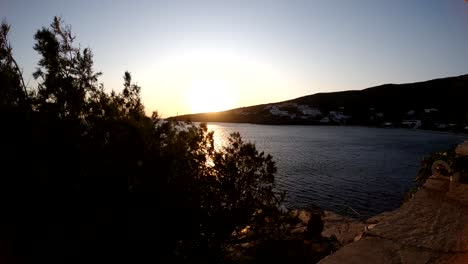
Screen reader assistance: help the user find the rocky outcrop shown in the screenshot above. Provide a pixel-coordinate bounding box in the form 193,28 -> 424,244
289,209 -> 367,246
321,211 -> 366,245
226,209 -> 364,263
227,141 -> 468,263
455,140 -> 468,156
318,175 -> 468,264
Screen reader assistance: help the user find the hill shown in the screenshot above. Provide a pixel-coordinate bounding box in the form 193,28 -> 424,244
169,74 -> 468,131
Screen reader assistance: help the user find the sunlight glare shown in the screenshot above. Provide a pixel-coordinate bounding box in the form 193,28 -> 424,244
185,78 -> 238,113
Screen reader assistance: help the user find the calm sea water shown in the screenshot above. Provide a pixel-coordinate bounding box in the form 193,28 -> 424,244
207,123 -> 467,218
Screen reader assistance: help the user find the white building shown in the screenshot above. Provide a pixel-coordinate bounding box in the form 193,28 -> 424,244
383,122 -> 393,127
436,123 -> 447,129
424,108 -> 438,113
402,120 -> 422,128
329,111 -> 348,120
269,106 -> 289,116
297,105 -> 321,117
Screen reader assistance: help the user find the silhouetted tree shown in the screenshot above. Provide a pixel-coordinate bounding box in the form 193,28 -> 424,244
121,71 -> 144,119
33,16 -> 101,119
0,17 -> 288,264
0,19 -> 29,110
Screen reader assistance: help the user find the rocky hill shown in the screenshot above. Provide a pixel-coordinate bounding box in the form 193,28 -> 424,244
169,74 -> 468,131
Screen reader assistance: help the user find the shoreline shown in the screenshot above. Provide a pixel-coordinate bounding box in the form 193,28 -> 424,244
188,120 -> 468,136
318,175 -> 468,263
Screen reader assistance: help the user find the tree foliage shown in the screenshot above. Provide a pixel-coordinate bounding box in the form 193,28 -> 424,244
0,17 -> 286,263
32,17 -> 103,119
0,19 -> 29,109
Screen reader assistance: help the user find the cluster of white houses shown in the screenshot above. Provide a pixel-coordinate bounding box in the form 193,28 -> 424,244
261,103 -> 350,123
235,104 -> 468,131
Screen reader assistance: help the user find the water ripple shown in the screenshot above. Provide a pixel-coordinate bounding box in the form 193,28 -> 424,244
207,123 -> 467,217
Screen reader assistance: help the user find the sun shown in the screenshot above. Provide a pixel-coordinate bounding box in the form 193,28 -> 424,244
185,79 -> 237,114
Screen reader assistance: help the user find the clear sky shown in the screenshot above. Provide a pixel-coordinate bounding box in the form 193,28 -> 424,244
2,0 -> 468,117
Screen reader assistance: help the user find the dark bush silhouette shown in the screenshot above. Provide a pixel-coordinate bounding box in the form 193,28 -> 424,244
305,213 -> 324,239
0,17 -> 287,263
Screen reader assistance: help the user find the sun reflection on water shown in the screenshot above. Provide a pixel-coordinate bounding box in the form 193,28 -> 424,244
206,123 -> 231,151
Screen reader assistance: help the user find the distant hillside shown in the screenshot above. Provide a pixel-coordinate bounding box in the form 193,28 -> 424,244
169,74 -> 468,131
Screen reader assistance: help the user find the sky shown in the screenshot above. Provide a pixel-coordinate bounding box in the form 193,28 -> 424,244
1,0 -> 468,117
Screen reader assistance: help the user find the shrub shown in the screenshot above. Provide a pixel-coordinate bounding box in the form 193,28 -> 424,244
0,17 -> 286,263
416,146 -> 468,184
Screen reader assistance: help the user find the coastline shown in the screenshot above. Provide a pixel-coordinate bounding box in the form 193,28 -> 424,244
229,141 -> 468,263
318,173 -> 468,263
187,120 -> 468,136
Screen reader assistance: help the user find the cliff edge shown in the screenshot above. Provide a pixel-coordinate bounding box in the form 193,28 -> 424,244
318,173 -> 468,264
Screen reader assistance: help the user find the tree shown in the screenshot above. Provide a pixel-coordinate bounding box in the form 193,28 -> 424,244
0,19 -> 29,109
33,16 -> 101,119
121,71 -> 145,119
0,17 -> 288,263
137,123 -> 286,261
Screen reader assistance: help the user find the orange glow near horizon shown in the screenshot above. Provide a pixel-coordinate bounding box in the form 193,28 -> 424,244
185,78 -> 238,114
140,46 -> 301,117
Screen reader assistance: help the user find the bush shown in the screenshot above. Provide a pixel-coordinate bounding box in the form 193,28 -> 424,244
0,17 -> 286,263
416,146 -> 468,184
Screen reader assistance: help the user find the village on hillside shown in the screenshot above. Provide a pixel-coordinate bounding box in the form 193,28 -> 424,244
233,103 -> 468,133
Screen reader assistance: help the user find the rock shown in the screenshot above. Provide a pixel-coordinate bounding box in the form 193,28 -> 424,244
367,188 -> 468,252
318,237 -> 402,264
291,226 -> 307,234
298,210 -> 312,224
431,160 -> 450,177
447,181 -> 468,204
365,211 -> 397,224
290,209 -> 312,224
433,252 -> 468,264
353,234 -> 363,242
423,176 -> 450,192
321,211 -> 366,246
318,175 -> 468,263
319,237 -> 437,264
455,140 -> 468,156
240,242 -> 253,248
398,249 -> 434,264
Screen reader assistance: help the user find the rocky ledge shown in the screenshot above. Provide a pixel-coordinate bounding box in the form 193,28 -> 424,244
228,141 -> 468,263
318,174 -> 468,264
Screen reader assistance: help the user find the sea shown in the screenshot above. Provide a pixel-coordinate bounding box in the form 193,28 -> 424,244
207,123 -> 468,218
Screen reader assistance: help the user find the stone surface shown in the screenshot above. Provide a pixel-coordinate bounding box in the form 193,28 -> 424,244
290,209 -> 311,224
318,237 -> 402,264
447,182 -> 468,204
433,253 -> 468,264
319,175 -> 468,264
398,249 -> 434,264
365,211 -> 398,224
455,140 -> 468,156
319,237 -> 438,264
321,211 -> 366,245
367,178 -> 468,252
289,209 -> 365,246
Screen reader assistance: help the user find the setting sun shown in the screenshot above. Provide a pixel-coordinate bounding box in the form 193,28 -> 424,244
185,79 -> 238,114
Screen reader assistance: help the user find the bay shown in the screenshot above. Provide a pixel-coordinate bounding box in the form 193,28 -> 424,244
207,123 -> 468,218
